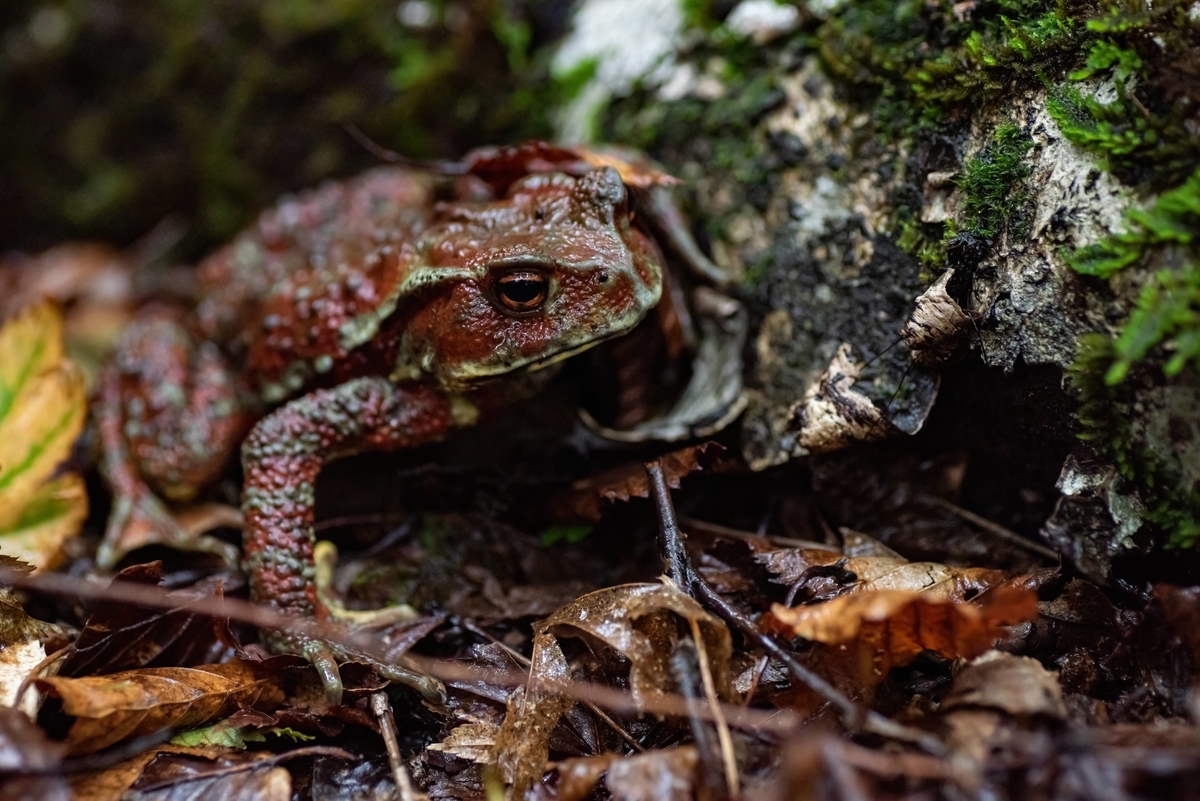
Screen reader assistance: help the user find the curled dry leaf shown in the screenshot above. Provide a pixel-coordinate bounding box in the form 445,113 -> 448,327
757,532 -> 1008,603
36,660 -> 286,755
493,583 -> 732,798
0,301 -> 88,570
901,269 -> 974,369
764,586 -> 1038,683
547,444 -> 721,522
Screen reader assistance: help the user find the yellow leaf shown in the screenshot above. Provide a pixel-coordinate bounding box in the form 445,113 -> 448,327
0,474 -> 88,570
0,301 -> 87,532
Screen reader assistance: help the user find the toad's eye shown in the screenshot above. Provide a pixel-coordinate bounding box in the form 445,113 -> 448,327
494,271 -> 548,313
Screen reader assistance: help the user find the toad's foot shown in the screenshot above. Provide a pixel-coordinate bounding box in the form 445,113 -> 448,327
288,540 -> 441,706
263,627 -> 445,708
313,540 -> 419,629
98,487 -> 240,570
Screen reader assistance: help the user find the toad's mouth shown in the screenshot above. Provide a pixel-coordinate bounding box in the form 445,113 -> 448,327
521,337 -> 606,372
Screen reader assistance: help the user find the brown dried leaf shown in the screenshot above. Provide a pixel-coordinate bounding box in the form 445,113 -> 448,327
59,562 -> 235,678
942,651 -> 1066,719
757,532 -> 1008,603
552,753 -> 620,801
36,661 -> 286,754
493,583 -> 732,798
494,634 -> 573,799
67,744 -> 262,801
605,747 -> 698,801
547,444 -> 720,522
537,583 -> 732,708
428,720 -> 501,764
764,586 -> 1038,682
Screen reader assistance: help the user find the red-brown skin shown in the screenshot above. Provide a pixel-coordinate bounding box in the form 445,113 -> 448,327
97,143 -> 666,699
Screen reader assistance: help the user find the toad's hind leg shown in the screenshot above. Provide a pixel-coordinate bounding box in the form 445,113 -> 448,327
98,308 -> 246,568
240,376 -> 452,705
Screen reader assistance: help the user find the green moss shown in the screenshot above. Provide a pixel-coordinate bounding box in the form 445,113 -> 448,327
1067,168 -> 1200,384
957,123 -> 1034,240
1046,2 -> 1200,191
1069,335 -> 1200,548
816,0 -> 1080,136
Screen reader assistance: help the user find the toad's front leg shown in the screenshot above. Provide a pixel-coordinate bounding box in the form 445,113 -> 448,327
241,376 -> 452,704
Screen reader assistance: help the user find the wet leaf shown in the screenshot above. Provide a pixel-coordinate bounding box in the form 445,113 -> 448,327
429,719 -> 500,764
493,583 -> 732,798
36,661 -> 286,754
605,746 -> 698,801
0,301 -> 88,568
127,749 -> 293,801
764,586 -> 1038,683
59,562 -> 236,678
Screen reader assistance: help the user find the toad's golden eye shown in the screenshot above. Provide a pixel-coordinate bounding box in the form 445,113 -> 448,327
494,271 -> 548,313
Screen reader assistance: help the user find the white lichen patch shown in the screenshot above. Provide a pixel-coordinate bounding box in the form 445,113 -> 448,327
553,0 -> 685,142
966,90 -> 1136,370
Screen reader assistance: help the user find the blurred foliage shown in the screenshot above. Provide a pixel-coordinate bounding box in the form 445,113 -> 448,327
0,0 -> 576,256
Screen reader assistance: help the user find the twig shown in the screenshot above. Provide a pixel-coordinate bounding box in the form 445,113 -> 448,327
680,516 -> 840,552
371,692 -> 426,801
0,566 -> 799,735
690,618 -> 739,798
644,462 -> 946,755
925,495 -> 1059,560
742,655 -> 769,707
672,639 -> 728,800
647,461 -> 689,588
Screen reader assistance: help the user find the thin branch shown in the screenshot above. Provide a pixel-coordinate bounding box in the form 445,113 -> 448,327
925,494 -> 1059,560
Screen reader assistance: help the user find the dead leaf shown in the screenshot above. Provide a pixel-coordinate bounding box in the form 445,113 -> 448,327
756,531 -> 1009,604
551,753 -> 620,801
901,269 -> 973,368
942,651 -> 1066,719
36,660 -> 286,754
428,719 -> 501,764
67,744 -> 256,801
493,583 -> 732,798
493,635 -> 574,798
764,586 -> 1038,683
59,562 -> 236,678
0,301 -> 88,569
547,444 -> 721,522
605,747 -> 698,801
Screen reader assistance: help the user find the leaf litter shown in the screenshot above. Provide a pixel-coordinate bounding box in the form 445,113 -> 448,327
0,258 -> 1196,801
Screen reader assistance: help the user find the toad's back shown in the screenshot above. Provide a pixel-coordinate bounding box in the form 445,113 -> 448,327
194,168 -> 435,400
